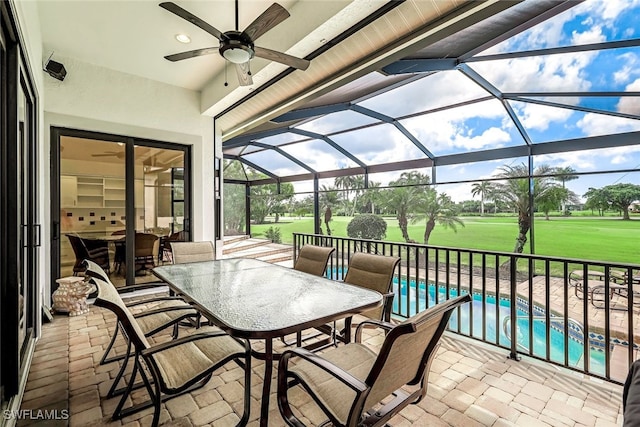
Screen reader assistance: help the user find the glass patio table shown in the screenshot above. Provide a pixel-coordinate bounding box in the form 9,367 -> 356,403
152,258 -> 382,426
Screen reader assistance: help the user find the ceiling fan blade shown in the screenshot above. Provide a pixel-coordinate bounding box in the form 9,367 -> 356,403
164,47 -> 218,62
253,46 -> 309,70
235,63 -> 253,86
159,2 -> 226,41
241,3 -> 289,42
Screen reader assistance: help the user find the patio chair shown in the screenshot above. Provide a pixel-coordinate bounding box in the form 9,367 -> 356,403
277,294 -> 471,427
315,252 -> 400,347
91,276 -> 251,426
170,241 -> 215,264
282,245 -> 336,346
293,244 -> 335,276
82,259 -> 201,397
67,234 -> 111,275
624,359 -> 640,427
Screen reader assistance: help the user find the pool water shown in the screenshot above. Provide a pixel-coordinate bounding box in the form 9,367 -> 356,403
391,278 -> 606,374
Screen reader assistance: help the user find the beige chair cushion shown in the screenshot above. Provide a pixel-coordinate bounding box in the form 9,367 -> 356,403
151,332 -> 245,391
343,253 -> 399,320
171,241 -> 215,264
290,343 -> 377,425
135,300 -> 198,334
93,278 -> 151,349
294,245 -> 335,276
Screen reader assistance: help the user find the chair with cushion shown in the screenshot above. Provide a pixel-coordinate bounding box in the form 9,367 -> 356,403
111,229 -> 126,274
83,259 -> 201,397
67,234 -> 110,275
283,245 -> 336,346
91,275 -> 251,426
277,294 -> 471,427
293,245 -> 336,276
160,230 -> 185,264
170,241 -> 215,264
316,252 -> 400,347
134,232 -> 160,274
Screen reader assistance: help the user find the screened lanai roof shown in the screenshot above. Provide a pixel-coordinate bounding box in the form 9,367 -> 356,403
222,0 -> 640,187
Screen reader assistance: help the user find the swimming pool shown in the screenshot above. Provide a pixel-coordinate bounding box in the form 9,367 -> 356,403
391,278 -> 607,374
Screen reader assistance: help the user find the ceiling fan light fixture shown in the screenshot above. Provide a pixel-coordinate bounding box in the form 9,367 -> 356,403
175,34 -> 191,43
220,45 -> 253,64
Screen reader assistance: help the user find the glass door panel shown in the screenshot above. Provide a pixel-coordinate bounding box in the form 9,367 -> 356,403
134,145 -> 186,284
59,137 -> 126,286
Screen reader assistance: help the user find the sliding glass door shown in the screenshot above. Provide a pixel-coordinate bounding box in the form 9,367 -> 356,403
133,144 -> 188,285
1,1 -> 39,407
52,130 -> 191,287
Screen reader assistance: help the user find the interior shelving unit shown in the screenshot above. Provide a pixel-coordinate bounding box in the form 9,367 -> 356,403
76,176 -> 104,208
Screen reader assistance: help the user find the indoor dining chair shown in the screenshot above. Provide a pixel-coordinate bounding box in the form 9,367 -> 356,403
278,294 -> 471,427
91,276 -> 251,427
67,234 -> 111,275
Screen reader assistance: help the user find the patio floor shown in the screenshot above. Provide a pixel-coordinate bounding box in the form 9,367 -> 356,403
18,290 -> 625,427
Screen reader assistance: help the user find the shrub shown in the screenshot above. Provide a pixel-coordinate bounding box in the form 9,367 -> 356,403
264,226 -> 282,243
346,214 -> 387,240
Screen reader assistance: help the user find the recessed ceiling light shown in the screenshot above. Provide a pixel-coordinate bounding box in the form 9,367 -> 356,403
175,34 -> 191,44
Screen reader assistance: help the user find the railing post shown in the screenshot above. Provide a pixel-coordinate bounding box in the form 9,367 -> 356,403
509,254 -> 521,361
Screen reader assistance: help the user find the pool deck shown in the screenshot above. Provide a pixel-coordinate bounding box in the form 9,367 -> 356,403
19,296 -> 625,427
407,267 -> 638,382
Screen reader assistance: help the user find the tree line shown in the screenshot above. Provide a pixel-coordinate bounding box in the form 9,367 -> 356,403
223,160 -> 640,254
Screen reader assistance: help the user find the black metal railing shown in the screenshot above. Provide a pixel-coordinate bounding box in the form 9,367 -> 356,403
293,233 -> 640,384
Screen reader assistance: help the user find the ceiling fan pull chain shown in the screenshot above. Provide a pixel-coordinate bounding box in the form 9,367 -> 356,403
224,61 -> 229,87
248,60 -> 252,76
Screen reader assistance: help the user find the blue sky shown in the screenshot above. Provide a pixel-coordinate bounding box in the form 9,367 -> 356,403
242,0 -> 640,202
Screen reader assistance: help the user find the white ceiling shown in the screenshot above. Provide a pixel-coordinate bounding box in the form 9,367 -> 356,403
37,1 -> 362,99
35,1 -> 498,136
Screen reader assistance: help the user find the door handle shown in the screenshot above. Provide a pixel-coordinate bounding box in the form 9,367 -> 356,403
34,224 -> 41,247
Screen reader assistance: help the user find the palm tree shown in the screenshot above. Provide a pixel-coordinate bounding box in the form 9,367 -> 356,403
384,171 -> 429,242
360,181 -> 381,214
554,166 -> 579,213
411,189 -> 464,244
471,181 -> 493,216
493,163 -> 559,253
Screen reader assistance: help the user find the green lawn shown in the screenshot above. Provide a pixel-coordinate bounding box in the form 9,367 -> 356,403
251,215 -> 640,265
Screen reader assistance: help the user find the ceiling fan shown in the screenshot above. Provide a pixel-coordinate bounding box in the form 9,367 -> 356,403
160,1 -> 310,86
91,147 -> 149,159
92,151 -> 125,159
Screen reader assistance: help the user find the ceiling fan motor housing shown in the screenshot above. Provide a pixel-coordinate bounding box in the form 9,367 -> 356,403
219,31 -> 255,63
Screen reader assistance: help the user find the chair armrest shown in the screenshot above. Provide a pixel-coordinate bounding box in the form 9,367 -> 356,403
140,331 -> 243,356
381,291 -> 395,322
354,319 -> 395,343
133,305 -> 196,318
124,296 -> 183,307
281,347 -> 368,393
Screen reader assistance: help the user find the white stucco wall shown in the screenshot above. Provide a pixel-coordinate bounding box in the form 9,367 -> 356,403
43,56 -> 216,293
13,1 -> 216,306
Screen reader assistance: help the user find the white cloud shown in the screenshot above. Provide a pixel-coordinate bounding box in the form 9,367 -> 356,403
514,102 -> 574,132
577,111 -> 640,135
571,25 -> 606,44
613,53 -> 639,84
616,78 -> 640,114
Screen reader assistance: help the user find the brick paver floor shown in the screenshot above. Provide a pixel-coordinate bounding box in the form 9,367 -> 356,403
18,292 -> 625,427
